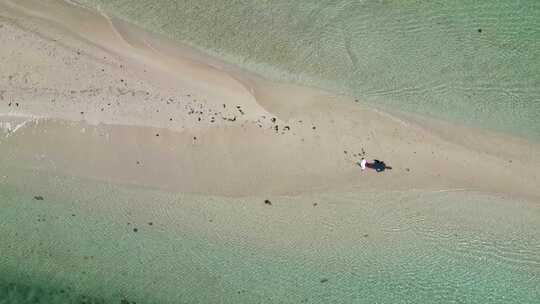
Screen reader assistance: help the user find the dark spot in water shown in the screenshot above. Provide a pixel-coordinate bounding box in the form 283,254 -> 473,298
478,28 -> 482,33
223,104 -> 226,108
264,199 -> 272,205
313,203 -> 318,207
344,150 -> 347,154
15,103 -> 19,107
405,168 -> 410,172
72,214 -> 76,217
80,111 -> 84,115
148,222 -> 153,226
34,196 -> 44,201
193,136 -> 197,140
271,117 -> 276,123
155,133 -> 160,137
320,278 -> 328,283
169,118 -> 173,121
363,234 -> 369,238
133,228 -> 138,233
312,126 -> 316,130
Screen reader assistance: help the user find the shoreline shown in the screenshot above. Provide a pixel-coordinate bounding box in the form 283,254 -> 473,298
1,0 -> 539,199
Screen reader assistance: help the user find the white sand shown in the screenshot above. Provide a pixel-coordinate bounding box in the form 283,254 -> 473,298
2,0 -> 539,199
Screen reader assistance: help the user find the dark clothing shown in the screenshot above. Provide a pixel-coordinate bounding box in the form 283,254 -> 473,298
366,159 -> 392,172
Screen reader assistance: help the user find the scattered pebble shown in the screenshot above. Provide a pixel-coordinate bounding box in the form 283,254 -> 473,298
264,199 -> 272,206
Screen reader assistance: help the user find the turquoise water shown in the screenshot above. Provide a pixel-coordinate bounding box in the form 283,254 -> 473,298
75,0 -> 540,139
1,170 -> 539,303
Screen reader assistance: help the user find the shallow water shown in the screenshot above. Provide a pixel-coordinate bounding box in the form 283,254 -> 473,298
1,168 -> 539,303
74,0 -> 540,139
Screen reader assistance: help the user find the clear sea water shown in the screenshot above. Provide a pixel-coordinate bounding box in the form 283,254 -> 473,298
76,0 -> 540,139
1,169 -> 539,304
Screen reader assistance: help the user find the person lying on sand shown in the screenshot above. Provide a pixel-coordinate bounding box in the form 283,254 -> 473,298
358,158 -> 392,172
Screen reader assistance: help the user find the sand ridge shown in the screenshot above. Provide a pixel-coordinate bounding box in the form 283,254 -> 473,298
1,0 -> 539,200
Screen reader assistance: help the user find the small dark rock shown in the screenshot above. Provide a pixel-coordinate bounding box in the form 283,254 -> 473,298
405,168 -> 410,172
193,136 -> 197,140
271,117 -> 277,123
148,222 -> 153,226
313,203 -> 318,207
264,199 -> 272,205
478,28 -> 482,33
320,278 -> 328,283
34,196 -> 44,201
133,228 -> 138,232
312,126 -> 316,130
363,234 -> 369,238
155,133 -> 160,137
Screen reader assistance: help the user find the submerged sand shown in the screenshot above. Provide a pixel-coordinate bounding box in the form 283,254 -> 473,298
0,0 -> 539,303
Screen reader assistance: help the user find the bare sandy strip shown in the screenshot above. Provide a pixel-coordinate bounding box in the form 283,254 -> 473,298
0,0 -> 539,201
